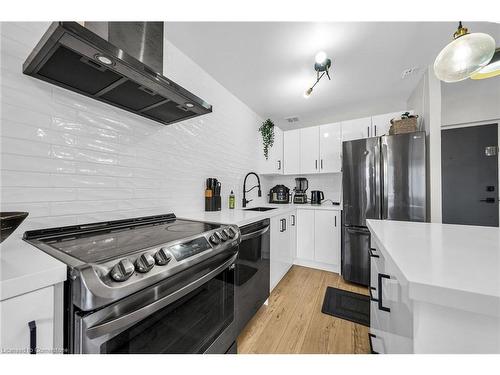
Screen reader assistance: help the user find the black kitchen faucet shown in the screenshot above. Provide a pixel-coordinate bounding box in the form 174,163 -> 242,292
242,172 -> 262,208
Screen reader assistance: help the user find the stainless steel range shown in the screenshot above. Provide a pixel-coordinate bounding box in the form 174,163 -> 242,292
24,214 -> 240,354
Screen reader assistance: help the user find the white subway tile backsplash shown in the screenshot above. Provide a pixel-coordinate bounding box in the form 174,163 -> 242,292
1,22 -> 263,233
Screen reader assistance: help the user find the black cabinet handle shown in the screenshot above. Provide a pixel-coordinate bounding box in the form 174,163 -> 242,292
368,248 -> 379,258
315,160 -> 318,170
283,218 -> 287,232
369,287 -> 378,302
480,197 -> 496,203
28,320 -> 37,354
291,215 -> 296,226
377,273 -> 391,312
368,333 -> 379,354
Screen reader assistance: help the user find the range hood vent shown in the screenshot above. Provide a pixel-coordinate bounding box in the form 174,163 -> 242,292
23,22 -> 212,126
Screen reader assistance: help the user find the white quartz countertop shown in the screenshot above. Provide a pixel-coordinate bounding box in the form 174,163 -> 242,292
367,219 -> 500,316
0,232 -> 67,302
179,203 -> 341,226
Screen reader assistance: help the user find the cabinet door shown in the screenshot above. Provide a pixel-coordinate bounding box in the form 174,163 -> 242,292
270,215 -> 290,291
259,126 -> 284,174
319,122 -> 342,173
288,212 -> 297,262
296,209 -> 315,260
299,126 -> 320,174
341,117 -> 372,141
314,210 -> 340,267
0,286 -> 54,353
283,129 -> 300,175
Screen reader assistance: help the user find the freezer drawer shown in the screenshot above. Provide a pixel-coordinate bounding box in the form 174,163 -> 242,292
341,226 -> 370,286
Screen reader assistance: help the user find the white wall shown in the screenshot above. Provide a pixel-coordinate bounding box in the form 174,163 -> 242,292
0,22 -> 264,241
441,77 -> 500,127
407,66 -> 442,223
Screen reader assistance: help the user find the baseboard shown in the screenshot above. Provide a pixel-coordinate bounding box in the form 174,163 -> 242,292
293,258 -> 340,274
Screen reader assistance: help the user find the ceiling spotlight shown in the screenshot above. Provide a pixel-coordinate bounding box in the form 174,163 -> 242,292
185,102 -> 195,108
303,52 -> 332,98
315,51 -> 327,64
470,48 -> 500,80
434,22 -> 496,82
95,54 -> 114,65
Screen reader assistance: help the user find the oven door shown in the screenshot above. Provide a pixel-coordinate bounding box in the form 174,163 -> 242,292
74,252 -> 237,354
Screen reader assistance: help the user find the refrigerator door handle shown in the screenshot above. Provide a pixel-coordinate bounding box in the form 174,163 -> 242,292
381,139 -> 388,220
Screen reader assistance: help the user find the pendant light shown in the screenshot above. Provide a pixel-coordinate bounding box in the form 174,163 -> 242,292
434,22 -> 496,83
470,48 -> 500,80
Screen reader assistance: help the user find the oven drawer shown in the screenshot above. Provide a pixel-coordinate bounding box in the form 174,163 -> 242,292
74,252 -> 237,354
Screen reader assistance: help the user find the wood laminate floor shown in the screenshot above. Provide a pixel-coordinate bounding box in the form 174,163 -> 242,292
237,265 -> 370,354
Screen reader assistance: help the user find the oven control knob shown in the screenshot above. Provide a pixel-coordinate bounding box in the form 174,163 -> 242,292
135,253 -> 155,273
154,248 -> 172,266
209,234 -> 220,245
218,230 -> 228,242
224,228 -> 235,239
110,259 -> 135,282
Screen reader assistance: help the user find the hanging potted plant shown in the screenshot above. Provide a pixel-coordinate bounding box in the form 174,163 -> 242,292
259,118 -> 275,160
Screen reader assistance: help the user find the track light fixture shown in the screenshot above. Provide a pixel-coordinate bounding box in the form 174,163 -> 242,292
304,51 -> 332,98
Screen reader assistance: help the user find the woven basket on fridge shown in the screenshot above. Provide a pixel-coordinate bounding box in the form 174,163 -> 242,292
389,116 -> 418,135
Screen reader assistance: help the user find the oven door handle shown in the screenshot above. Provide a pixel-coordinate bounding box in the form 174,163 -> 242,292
240,225 -> 270,241
86,253 -> 238,339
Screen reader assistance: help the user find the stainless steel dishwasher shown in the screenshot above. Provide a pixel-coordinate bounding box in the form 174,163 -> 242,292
235,219 -> 270,333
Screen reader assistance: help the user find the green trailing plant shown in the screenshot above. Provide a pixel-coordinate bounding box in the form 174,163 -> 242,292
259,119 -> 275,160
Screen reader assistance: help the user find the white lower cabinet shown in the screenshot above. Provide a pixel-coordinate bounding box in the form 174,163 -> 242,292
270,214 -> 294,292
295,209 -> 341,273
369,241 -> 413,354
0,285 -> 61,354
368,234 -> 500,354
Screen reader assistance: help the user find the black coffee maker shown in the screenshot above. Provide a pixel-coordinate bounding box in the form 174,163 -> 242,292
205,178 -> 221,211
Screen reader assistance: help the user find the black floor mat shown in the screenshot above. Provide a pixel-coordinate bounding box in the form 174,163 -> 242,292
321,286 -> 370,327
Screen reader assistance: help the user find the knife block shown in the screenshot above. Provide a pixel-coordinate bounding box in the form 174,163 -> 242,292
205,196 -> 221,211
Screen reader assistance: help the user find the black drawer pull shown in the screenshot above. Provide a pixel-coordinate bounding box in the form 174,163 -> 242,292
28,320 -> 37,354
377,273 -> 391,312
368,333 -> 379,354
368,248 -> 379,258
369,287 -> 379,302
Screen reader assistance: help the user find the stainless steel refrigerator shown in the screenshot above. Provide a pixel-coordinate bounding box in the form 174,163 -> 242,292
342,131 -> 426,286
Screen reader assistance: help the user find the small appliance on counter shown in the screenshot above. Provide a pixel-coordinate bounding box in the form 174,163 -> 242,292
293,177 -> 309,204
310,190 -> 325,205
205,178 -> 221,211
269,185 -> 290,204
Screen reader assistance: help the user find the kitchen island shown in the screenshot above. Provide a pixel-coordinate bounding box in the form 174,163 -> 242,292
367,219 -> 500,354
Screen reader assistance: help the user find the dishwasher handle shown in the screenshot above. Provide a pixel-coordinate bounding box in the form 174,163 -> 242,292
240,225 -> 270,241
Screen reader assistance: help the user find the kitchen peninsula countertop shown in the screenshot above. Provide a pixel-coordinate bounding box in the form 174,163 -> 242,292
367,219 -> 500,317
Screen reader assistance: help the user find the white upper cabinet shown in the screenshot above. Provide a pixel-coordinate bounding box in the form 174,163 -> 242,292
299,126 -> 320,174
341,116 -> 372,141
259,126 -> 284,175
283,129 -> 300,175
319,122 -> 342,173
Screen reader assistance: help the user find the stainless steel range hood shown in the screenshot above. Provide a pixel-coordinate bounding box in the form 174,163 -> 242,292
23,22 -> 212,125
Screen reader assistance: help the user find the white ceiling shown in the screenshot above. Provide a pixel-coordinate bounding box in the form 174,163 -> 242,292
165,22 -> 500,129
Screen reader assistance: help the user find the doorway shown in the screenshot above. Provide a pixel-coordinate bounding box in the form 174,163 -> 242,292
441,123 -> 499,227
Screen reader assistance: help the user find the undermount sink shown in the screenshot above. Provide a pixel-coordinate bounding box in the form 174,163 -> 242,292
243,207 -> 277,212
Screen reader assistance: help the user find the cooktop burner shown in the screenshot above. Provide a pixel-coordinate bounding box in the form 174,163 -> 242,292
25,214 -> 219,264
24,213 -> 240,311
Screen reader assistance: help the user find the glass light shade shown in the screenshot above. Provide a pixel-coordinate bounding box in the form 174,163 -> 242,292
470,49 -> 500,79
434,32 -> 496,82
